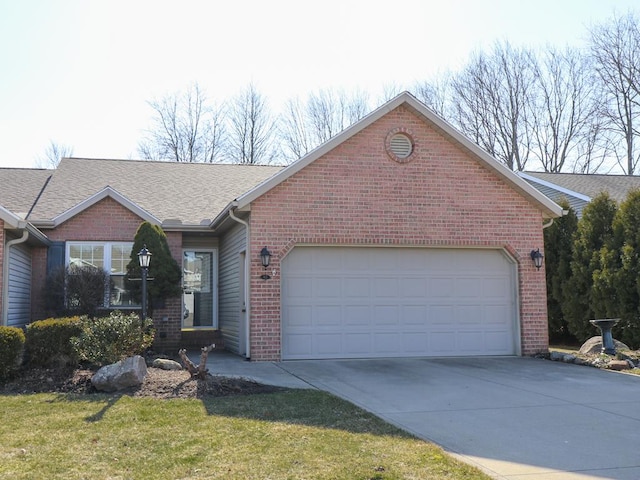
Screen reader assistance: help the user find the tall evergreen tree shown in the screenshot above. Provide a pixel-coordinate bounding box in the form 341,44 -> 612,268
543,199 -> 578,343
594,189 -> 640,347
562,193 -> 617,341
126,222 -> 182,313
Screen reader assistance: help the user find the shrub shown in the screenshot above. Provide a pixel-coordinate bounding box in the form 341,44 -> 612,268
0,327 -> 26,381
71,312 -> 154,367
44,265 -> 108,318
25,316 -> 83,367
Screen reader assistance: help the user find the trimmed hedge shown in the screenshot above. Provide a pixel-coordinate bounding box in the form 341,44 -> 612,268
0,326 -> 26,381
25,316 -> 83,366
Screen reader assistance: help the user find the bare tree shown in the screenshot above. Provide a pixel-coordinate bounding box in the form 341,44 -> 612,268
279,88 -> 371,163
225,83 -> 276,164
450,42 -> 536,171
413,73 -> 452,117
36,140 -> 74,168
589,12 -> 640,174
138,83 -> 225,163
529,47 -> 604,173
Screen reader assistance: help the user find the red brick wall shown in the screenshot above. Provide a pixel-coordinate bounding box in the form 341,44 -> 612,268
248,106 -> 549,360
31,197 -> 183,352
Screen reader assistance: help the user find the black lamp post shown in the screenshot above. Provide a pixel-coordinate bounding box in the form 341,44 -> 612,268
138,245 -> 152,324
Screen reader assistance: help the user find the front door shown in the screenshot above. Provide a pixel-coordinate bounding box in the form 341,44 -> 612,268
183,251 -> 216,328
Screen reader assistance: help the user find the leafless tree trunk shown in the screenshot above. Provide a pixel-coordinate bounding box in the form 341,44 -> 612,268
226,83 -> 276,164
414,74 -> 451,117
529,47 -> 604,173
35,140 -> 74,168
450,41 -> 536,171
138,83 -> 225,163
279,88 -> 371,163
589,12 -> 640,175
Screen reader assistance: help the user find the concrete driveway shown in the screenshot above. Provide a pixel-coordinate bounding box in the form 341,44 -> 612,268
278,357 -> 640,480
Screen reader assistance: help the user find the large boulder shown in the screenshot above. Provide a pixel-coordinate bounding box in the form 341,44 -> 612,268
92,356 -> 148,392
578,336 -> 630,355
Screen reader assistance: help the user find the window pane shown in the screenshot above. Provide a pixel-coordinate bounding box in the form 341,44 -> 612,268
110,244 -> 132,274
110,275 -> 137,306
69,244 -> 104,269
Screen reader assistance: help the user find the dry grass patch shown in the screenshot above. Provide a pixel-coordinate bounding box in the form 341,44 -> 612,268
0,390 -> 489,479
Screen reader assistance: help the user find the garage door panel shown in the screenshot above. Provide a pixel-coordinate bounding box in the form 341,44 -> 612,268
402,305 -> 428,325
374,277 -> 398,296
282,247 -> 517,359
344,305 -> 370,325
344,277 -> 370,297
373,305 -> 399,325
316,306 -> 341,326
345,333 -> 371,353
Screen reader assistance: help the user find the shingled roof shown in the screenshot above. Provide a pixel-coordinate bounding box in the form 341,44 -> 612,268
0,168 -> 52,219
522,171 -> 640,217
25,158 -> 283,226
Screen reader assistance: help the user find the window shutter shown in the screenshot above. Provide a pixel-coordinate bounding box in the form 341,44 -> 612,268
47,241 -> 66,276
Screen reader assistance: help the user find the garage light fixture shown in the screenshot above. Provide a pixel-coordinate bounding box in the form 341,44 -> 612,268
530,249 -> 544,270
260,247 -> 272,280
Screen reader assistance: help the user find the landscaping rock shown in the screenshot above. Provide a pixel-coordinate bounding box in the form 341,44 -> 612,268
152,358 -> 183,371
562,354 -> 577,363
92,356 -> 148,392
607,360 -> 631,371
578,336 -> 630,355
549,351 -> 565,361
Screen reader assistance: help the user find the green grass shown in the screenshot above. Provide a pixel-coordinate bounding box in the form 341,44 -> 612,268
0,390 -> 489,480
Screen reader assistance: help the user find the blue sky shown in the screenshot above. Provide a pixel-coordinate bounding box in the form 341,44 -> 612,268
1,0 -> 638,168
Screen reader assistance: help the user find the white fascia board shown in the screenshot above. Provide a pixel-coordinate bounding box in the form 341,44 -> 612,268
52,186 -> 161,227
518,172 -> 592,202
0,205 -> 22,228
0,205 -> 50,244
235,92 -> 563,219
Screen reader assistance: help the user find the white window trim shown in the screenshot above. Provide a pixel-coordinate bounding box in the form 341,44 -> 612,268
66,241 -> 136,308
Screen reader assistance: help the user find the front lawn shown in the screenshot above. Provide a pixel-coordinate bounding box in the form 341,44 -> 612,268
0,389 -> 489,479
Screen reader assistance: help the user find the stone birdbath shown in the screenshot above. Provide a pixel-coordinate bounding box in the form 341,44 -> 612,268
589,318 -> 620,355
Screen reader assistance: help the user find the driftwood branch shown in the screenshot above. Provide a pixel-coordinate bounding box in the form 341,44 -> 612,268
178,344 -> 215,380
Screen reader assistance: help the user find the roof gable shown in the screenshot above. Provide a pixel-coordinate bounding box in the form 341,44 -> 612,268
234,92 -> 563,219
51,186 -> 160,227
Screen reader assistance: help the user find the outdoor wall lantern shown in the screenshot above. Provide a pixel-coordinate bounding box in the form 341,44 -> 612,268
260,246 -> 272,280
138,245 -> 152,322
530,249 -> 544,270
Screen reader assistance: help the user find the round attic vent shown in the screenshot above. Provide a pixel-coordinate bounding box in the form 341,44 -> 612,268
389,133 -> 413,158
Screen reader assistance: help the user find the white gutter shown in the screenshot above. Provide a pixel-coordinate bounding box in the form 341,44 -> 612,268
2,230 -> 29,326
228,205 -> 251,360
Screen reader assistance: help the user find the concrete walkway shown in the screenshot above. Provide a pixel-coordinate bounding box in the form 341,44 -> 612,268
203,353 -> 640,480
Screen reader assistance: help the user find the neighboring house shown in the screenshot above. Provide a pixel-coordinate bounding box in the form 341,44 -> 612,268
520,171 -> 640,217
0,92 -> 562,361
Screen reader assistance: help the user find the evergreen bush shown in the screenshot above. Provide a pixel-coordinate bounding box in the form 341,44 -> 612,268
25,316 -> 83,366
0,326 -> 25,381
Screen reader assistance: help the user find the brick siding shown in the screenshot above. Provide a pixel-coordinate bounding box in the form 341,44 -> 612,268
31,197 -> 183,352
248,106 -> 549,360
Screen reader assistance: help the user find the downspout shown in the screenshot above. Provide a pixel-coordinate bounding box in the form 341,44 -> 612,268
542,218 -> 554,229
228,206 -> 251,360
2,230 -> 29,326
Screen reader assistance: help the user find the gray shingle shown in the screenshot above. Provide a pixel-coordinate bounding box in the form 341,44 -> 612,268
0,168 -> 52,219
28,158 -> 283,225
525,172 -> 640,204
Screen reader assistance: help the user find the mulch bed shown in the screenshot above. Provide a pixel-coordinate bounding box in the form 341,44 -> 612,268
0,365 -> 286,399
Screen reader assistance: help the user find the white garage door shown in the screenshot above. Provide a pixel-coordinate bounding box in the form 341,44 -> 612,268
281,247 -> 518,359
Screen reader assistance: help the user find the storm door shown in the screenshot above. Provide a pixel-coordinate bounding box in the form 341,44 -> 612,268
182,251 -> 216,328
